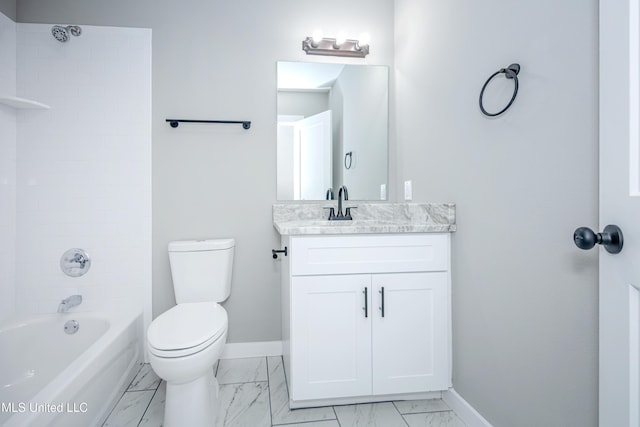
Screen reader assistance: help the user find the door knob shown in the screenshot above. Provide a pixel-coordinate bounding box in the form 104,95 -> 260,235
573,225 -> 623,254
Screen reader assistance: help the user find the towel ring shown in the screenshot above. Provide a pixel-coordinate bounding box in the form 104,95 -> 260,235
479,63 -> 520,117
344,151 -> 353,169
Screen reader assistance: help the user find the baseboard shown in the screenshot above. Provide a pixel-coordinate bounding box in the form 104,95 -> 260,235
221,340 -> 283,359
442,388 -> 493,427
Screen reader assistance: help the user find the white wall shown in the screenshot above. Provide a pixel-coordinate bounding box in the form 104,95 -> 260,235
395,0 -> 599,425
330,82 -> 344,191
14,24 -> 152,327
0,11 -> 17,322
16,0 -> 396,343
277,91 -> 329,118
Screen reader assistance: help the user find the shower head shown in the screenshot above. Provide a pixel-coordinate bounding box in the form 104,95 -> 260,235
51,26 -> 68,42
51,25 -> 82,43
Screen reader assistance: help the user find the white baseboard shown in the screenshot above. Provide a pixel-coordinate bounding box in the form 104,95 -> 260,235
443,388 -> 493,427
221,340 -> 283,359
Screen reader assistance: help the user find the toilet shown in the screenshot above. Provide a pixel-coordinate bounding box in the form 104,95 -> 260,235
146,238 -> 234,427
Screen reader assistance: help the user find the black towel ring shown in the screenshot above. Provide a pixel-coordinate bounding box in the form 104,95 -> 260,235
344,151 -> 353,169
479,63 -> 520,117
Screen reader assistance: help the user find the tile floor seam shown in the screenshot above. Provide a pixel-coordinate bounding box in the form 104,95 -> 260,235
136,387 -> 159,427
102,390 -> 155,427
219,380 -> 268,385
216,357 -> 269,385
102,390 -> 129,426
280,356 -> 293,404
132,387 -> 160,391
332,406 -> 342,427
266,357 -> 275,427
127,364 -> 162,392
125,364 -> 143,391
400,413 -> 410,427
392,401 -> 410,427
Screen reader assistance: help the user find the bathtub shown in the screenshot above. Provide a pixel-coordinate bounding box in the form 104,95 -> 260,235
0,309 -> 143,427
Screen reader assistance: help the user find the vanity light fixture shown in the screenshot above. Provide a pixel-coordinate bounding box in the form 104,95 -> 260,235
302,31 -> 370,58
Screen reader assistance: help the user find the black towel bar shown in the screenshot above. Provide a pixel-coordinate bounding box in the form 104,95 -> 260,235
166,119 -> 251,129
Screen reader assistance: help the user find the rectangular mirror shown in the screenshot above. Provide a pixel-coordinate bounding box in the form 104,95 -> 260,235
277,61 -> 389,201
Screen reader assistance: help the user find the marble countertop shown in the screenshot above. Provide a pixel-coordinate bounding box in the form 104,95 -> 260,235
273,203 -> 456,235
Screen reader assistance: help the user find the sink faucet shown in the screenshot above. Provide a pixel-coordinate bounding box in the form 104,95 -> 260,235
327,185 -> 354,220
58,295 -> 82,313
324,185 -> 356,220
326,187 -> 334,200
337,185 -> 348,218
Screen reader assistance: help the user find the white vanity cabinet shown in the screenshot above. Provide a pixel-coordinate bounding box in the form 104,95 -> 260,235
281,233 -> 451,407
291,274 -> 372,400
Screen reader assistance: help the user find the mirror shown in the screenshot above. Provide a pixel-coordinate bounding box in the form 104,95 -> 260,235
277,61 -> 388,201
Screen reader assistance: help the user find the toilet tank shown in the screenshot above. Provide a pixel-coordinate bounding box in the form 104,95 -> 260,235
168,238 -> 235,304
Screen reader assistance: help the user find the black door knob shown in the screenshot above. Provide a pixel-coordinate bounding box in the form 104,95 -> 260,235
573,225 -> 623,254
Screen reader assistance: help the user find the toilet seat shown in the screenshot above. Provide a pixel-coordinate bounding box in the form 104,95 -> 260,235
147,302 -> 227,358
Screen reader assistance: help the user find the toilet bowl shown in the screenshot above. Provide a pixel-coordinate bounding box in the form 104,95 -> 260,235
146,238 -> 234,427
148,302 -> 228,426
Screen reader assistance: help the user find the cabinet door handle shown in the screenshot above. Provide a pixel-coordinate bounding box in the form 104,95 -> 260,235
363,287 -> 368,318
379,286 -> 385,317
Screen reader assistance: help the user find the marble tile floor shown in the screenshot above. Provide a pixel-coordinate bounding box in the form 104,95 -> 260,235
103,356 -> 466,427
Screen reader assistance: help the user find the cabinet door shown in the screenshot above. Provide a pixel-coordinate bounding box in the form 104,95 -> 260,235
372,272 -> 449,395
291,275 -> 372,400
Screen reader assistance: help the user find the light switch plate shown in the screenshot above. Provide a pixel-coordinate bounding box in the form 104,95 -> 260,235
404,180 -> 412,200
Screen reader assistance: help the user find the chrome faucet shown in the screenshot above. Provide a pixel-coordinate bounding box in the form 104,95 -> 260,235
58,295 -> 82,313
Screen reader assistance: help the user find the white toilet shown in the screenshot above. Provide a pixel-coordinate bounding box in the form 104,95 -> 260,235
147,238 -> 234,427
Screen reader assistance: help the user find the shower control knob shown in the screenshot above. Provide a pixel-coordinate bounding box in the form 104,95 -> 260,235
573,225 -> 623,254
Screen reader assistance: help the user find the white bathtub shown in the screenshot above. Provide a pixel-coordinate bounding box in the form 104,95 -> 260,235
0,309 -> 143,427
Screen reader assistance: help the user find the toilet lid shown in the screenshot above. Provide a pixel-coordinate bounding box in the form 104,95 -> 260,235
147,302 -> 227,352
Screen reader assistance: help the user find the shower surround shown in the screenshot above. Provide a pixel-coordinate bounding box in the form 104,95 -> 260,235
6,20 -> 152,328
0,12 -> 17,323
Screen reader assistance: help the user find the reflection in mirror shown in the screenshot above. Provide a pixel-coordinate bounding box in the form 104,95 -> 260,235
277,61 -> 388,201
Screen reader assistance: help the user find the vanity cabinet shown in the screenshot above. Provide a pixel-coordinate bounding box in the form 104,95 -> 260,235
370,272 -> 448,395
291,274 -> 372,400
281,233 -> 451,407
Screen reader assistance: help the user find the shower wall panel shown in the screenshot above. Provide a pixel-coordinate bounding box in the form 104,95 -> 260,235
0,11 -> 17,322
15,24 -> 152,330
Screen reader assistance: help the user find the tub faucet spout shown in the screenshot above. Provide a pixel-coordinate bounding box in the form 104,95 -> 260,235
58,294 -> 82,313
